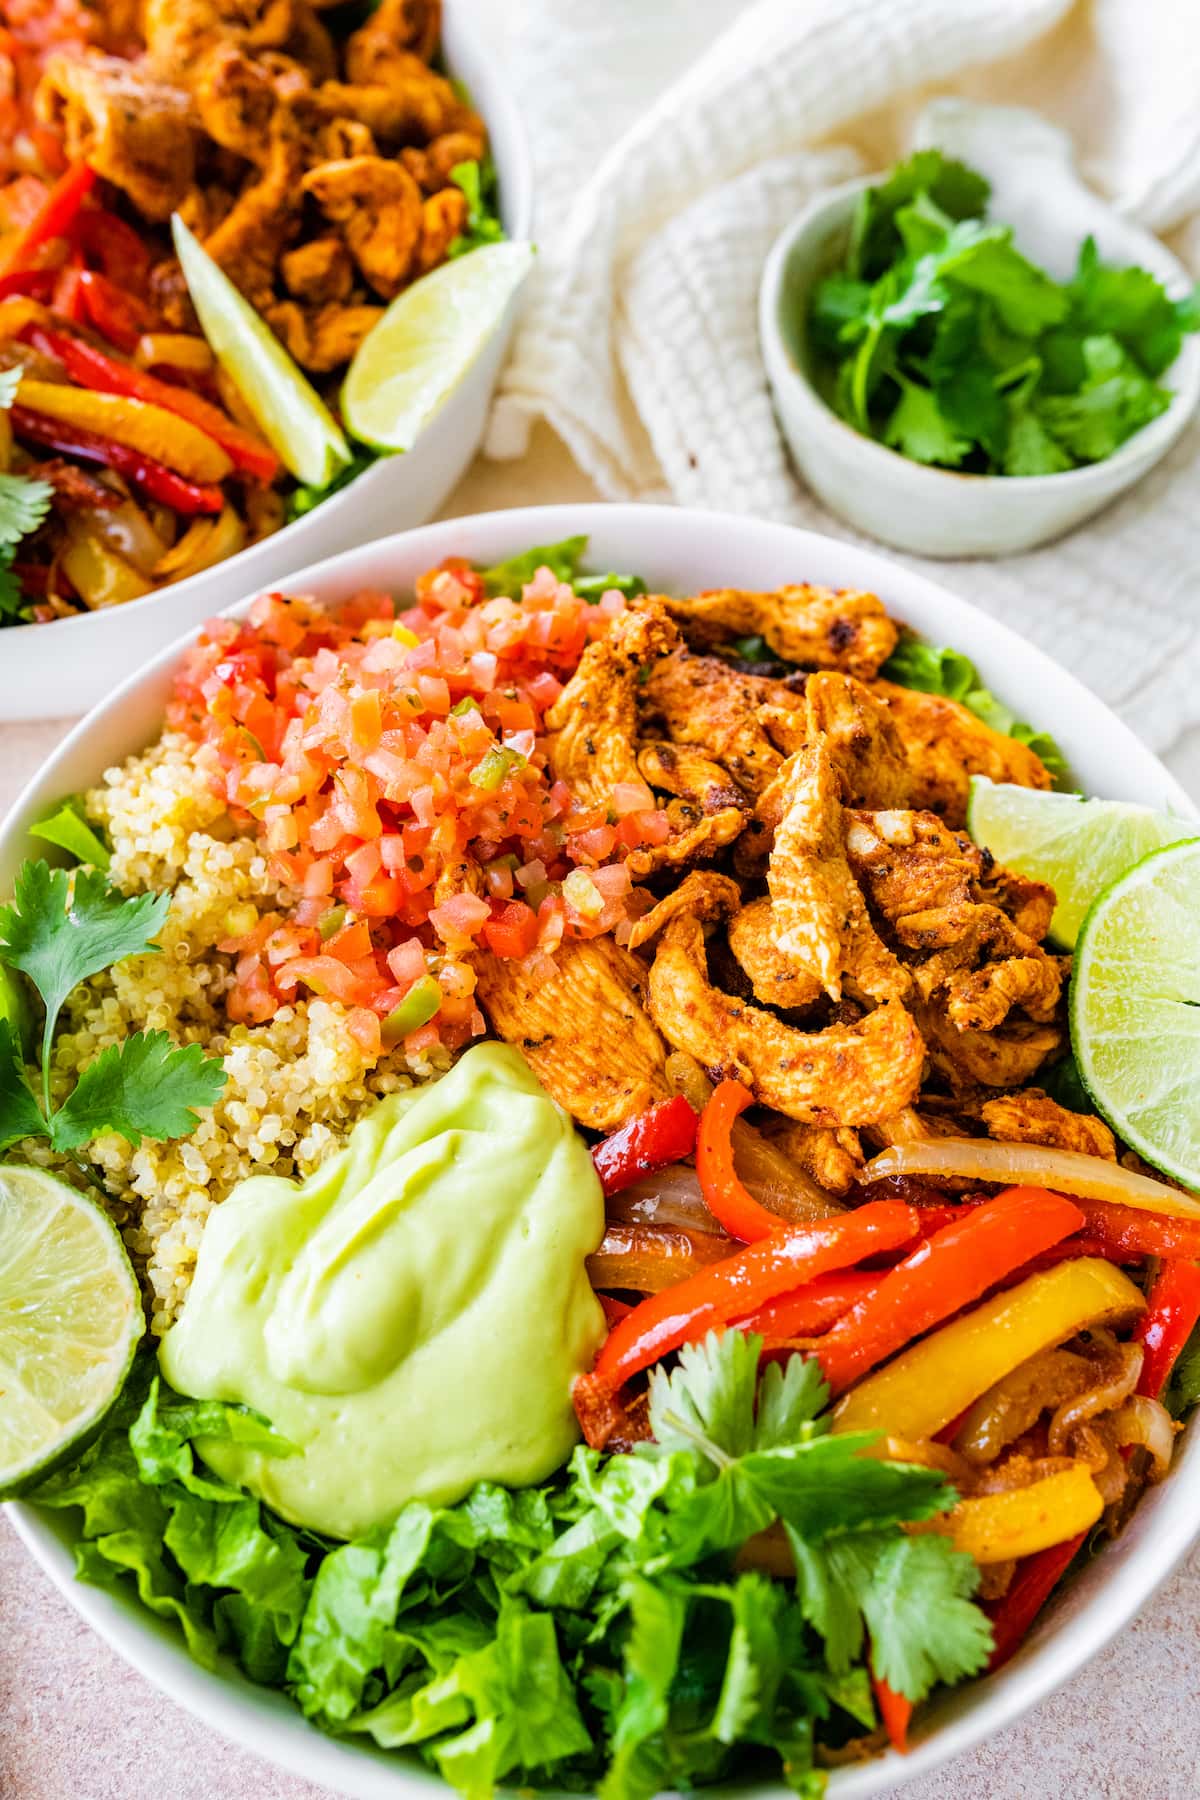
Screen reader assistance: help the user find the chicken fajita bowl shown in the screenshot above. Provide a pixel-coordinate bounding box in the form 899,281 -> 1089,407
3,506 -> 1199,1799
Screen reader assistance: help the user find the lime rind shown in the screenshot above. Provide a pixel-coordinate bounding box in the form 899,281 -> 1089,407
171,215 -> 351,488
0,1165 -> 143,1494
1070,837 -> 1200,1192
342,241 -> 535,454
967,775 -> 1198,948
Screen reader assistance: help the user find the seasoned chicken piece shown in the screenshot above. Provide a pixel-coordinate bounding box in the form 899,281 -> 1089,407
194,42 -> 309,164
768,742 -> 909,1004
629,741 -> 747,876
914,1001 -> 1062,1090
266,299 -> 384,371
663,585 -> 898,679
317,65 -> 461,147
280,236 -> 354,304
845,809 -> 982,922
977,864 -> 1057,943
345,0 -> 443,80
302,155 -> 423,298
416,187 -> 468,274
143,0 -> 332,82
863,1105 -> 963,1151
869,680 -> 1053,827
893,902 -> 1064,1028
545,600 -> 678,811
626,870 -> 741,952
805,673 -> 912,807
474,936 -> 668,1130
36,53 -> 196,220
648,913 -> 924,1126
726,897 -> 824,1012
944,954 -> 1065,1032
426,125 -> 489,185
760,1120 -> 864,1195
204,123 -> 304,307
980,1090 -> 1117,1160
639,650 -> 784,797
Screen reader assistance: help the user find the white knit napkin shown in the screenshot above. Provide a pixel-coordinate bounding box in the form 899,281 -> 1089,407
480,0 -> 1200,753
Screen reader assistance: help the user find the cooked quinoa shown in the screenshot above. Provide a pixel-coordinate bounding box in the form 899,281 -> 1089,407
23,730 -> 445,1335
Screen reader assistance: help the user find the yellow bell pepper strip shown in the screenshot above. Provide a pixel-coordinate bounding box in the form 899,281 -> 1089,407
696,1078 -> 782,1241
910,1463 -> 1103,1565
832,1257 -> 1146,1442
816,1187 -> 1085,1397
15,379 -> 233,484
29,327 -> 281,484
0,161 -> 95,278
59,529 -> 153,609
985,1532 -> 1088,1671
1134,1258 -> 1200,1399
573,1200 -> 919,1447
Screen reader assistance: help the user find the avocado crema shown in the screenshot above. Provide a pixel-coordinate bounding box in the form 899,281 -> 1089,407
159,1043 -> 607,1540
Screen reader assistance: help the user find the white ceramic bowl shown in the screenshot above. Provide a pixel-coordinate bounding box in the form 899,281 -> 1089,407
760,100 -> 1200,559
0,0 -> 533,721
4,504 -> 1197,1798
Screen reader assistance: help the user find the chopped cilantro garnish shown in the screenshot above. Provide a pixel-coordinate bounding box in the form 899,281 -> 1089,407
807,149 -> 1200,474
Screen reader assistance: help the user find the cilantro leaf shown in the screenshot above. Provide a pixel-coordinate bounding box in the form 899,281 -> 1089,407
480,536 -> 589,596
846,149 -> 989,281
0,546 -> 26,622
0,861 -> 170,1086
828,1532 -> 992,1701
0,1015 -> 46,1151
1038,333 -> 1171,462
648,1328 -> 762,1460
752,1354 -> 829,1451
1068,235 -> 1193,377
28,797 -> 111,870
0,469 -> 53,549
50,1030 -> 227,1150
937,221 -> 1069,336
884,376 -> 972,465
1003,395 -> 1074,475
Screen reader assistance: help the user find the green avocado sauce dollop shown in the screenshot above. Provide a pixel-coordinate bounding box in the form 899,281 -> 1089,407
159,1042 -> 607,1540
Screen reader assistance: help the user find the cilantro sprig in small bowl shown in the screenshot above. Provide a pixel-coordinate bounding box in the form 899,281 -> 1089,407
760,103 -> 1200,557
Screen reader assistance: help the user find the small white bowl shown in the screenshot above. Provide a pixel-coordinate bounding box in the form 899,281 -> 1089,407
3,503 -> 1197,1799
0,0 -> 533,721
760,99 -> 1200,559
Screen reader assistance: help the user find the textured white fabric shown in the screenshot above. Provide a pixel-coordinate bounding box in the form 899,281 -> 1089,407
477,0 -> 1200,752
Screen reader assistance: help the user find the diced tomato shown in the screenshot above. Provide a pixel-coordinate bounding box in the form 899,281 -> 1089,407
483,899 -> 540,958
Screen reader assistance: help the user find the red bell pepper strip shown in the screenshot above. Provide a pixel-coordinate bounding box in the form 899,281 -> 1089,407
77,271 -> 159,354
871,1670 -> 911,1753
0,161 -> 95,277
736,1270 -> 876,1342
985,1532 -> 1086,1672
814,1187 -> 1085,1397
9,405 -> 224,515
695,1078 -> 781,1242
52,251 -> 87,324
0,270 -> 55,302
1134,1258 -> 1200,1399
27,327 -> 281,484
599,1293 -> 634,1328
580,1200 -> 918,1400
592,1094 -> 698,1198
71,208 -> 152,290
1075,1199 -> 1200,1266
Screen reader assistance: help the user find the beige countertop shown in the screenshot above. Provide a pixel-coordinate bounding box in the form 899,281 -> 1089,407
2,427 -> 1199,1799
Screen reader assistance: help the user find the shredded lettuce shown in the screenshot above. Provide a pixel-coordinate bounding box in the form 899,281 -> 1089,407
28,1334 -> 992,1798
881,635 -> 1069,786
478,536 -> 645,603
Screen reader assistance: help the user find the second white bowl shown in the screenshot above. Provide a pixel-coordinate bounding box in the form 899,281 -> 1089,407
760,100 -> 1200,559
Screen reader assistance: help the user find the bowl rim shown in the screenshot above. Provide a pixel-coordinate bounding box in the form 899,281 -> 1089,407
759,171 -> 1200,496
0,0 -> 534,647
4,501 -> 1198,1800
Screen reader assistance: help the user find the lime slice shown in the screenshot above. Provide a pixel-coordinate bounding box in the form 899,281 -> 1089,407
967,776 -> 1197,948
342,241 -> 535,452
0,1165 -> 142,1493
1071,840 -> 1200,1190
0,965 -> 30,1054
171,215 -> 351,487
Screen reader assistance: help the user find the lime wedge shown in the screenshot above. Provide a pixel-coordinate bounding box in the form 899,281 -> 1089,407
0,965 -> 30,1054
0,1165 -> 142,1494
342,241 -> 535,452
171,215 -> 351,487
1071,839 -> 1200,1190
967,776 -> 1197,948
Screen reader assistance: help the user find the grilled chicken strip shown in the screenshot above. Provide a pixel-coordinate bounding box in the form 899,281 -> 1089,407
868,680 -> 1053,827
647,912 -> 924,1126
663,585 -> 898,680
980,1090 -> 1118,1160
545,599 -> 678,811
474,936 -> 669,1130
